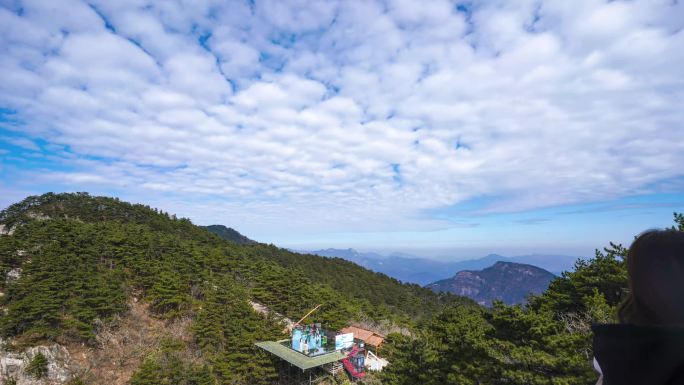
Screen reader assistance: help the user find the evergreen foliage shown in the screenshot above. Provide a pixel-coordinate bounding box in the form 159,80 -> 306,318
3,193 -> 675,384
0,192 -> 459,384
25,352 -> 48,379
380,212 -> 684,385
0,220 -> 127,340
192,277 -> 281,384
129,351 -> 213,385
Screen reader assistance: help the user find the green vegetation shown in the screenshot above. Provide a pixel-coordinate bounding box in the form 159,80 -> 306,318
192,278 -> 281,384
129,339 -> 214,385
203,224 -> 255,245
379,212 -> 684,385
0,192 -> 460,384
25,352 -> 48,379
0,220 -> 127,340
3,192 -> 679,385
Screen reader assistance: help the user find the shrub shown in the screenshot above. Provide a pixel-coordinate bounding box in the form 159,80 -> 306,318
25,352 -> 48,378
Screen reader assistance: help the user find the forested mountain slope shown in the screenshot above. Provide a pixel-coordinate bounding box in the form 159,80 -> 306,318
0,192 -> 469,385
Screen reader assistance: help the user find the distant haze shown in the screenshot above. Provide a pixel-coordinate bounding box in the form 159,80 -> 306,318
301,248 -> 583,285
348,246 -> 593,262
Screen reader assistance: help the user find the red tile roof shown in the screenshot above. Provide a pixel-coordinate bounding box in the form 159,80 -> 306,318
340,326 -> 385,347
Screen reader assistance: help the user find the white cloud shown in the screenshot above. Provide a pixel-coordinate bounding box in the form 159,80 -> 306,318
1,0 -> 683,239
2,136 -> 40,151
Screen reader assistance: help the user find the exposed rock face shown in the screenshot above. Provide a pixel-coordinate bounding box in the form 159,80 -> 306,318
6,268 -> 22,284
25,212 -> 50,221
0,301 -> 188,385
250,301 -> 295,331
0,339 -> 78,385
0,224 -> 14,236
425,261 -> 556,306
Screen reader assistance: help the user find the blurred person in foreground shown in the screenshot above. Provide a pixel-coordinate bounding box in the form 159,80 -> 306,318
592,230 -> 684,385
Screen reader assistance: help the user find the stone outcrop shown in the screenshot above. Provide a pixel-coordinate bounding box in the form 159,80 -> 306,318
0,339 -> 79,385
5,268 -> 22,284
0,224 -> 14,236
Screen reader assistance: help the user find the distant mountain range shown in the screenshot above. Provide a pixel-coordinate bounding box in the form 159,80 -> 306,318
304,248 -> 581,285
203,225 -> 255,245
425,261 -> 557,306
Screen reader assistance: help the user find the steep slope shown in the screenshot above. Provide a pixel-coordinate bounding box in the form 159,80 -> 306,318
426,261 -> 556,305
0,192 -> 469,384
203,224 -> 255,245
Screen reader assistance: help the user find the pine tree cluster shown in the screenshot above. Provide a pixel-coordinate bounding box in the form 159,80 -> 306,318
0,192 -> 458,384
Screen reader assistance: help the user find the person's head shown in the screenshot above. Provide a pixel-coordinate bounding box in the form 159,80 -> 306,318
618,229 -> 684,325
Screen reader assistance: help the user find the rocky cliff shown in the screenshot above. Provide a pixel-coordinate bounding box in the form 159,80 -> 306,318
0,340 -> 76,385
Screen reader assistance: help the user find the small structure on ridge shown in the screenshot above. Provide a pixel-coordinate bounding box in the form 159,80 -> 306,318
255,305 -> 376,384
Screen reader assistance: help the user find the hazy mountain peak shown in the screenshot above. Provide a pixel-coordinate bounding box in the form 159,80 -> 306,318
426,261 -> 556,306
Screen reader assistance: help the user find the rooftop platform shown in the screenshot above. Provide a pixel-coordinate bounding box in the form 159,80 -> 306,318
255,340 -> 346,370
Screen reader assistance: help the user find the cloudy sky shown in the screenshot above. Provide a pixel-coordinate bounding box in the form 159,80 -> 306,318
1,0 -> 683,259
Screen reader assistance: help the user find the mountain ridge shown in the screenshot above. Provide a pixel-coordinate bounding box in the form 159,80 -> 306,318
304,248 -> 581,285
203,224 -> 255,245
425,261 -> 557,306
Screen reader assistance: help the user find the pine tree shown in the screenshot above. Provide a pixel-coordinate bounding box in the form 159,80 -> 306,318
148,270 -> 189,317
193,277 -> 280,385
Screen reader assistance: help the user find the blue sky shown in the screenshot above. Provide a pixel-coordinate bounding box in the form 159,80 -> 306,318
1,0 -> 683,260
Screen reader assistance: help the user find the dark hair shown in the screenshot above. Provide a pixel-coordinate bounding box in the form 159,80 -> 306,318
617,230 -> 684,325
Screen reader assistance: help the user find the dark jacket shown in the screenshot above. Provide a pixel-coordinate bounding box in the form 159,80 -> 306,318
592,324 -> 684,385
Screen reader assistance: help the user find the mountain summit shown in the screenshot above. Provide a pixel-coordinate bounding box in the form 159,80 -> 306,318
203,224 -> 255,245
425,261 -> 556,306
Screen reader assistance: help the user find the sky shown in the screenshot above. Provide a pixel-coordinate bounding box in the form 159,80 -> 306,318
1,0 -> 683,260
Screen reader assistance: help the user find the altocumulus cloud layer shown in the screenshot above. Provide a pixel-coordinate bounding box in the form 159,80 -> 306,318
1,0 -> 684,236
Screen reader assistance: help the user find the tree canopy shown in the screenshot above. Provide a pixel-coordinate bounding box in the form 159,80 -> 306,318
0,192 -> 467,384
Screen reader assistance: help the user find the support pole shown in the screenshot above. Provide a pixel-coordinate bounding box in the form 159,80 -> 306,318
295,304 -> 322,326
